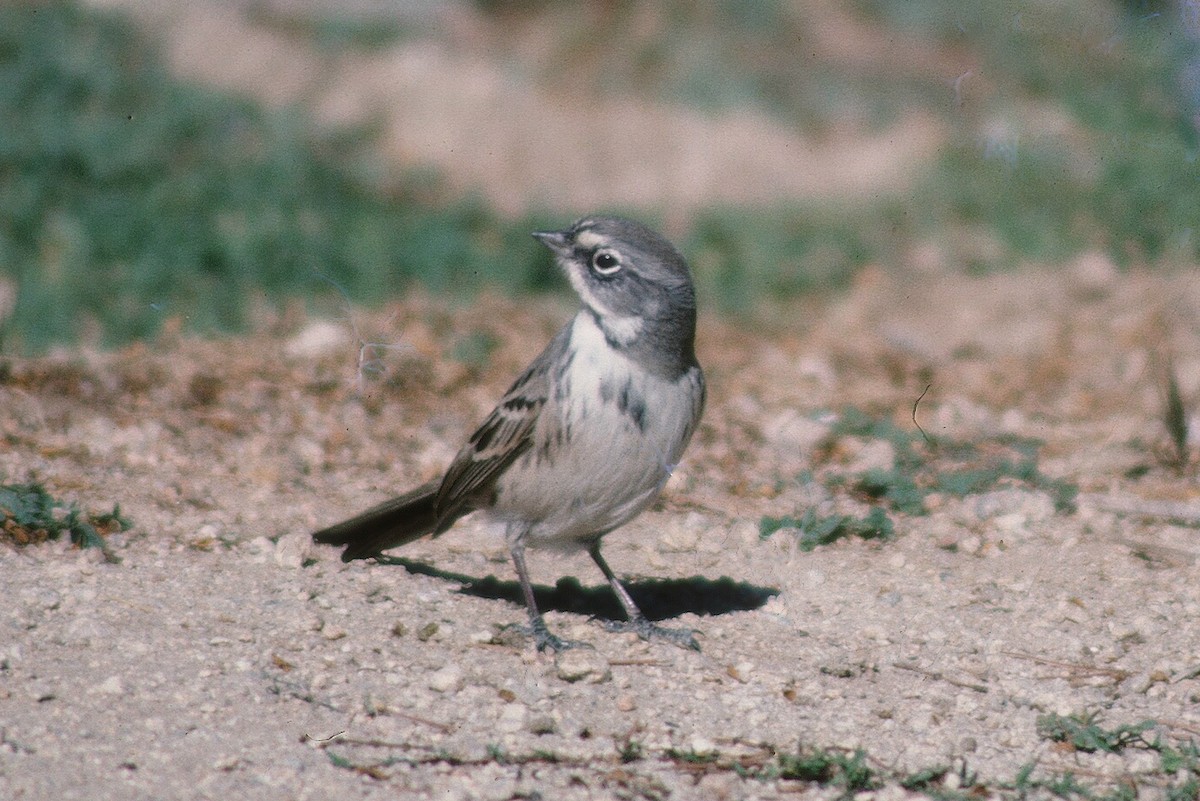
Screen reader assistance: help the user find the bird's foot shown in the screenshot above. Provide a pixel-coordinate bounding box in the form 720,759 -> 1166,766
602,617 -> 701,651
499,618 -> 589,653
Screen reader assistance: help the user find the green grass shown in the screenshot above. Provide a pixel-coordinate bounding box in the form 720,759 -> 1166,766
760,406 -> 1079,550
1030,712 -> 1200,800
1036,712 -> 1157,754
500,0 -> 1200,271
772,747 -> 877,794
0,3 -> 556,353
315,720 -> 1200,799
831,405 -> 1079,514
2,1 -> 1198,351
759,507 -> 895,551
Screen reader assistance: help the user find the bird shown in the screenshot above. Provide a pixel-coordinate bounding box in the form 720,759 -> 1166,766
312,215 -> 706,651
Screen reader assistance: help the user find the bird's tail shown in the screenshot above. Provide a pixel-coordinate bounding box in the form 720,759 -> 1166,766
312,479 -> 443,562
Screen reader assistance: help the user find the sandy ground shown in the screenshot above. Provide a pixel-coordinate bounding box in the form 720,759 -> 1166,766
4,264 -> 1200,800
6,3 -> 1200,798
90,0 -> 946,228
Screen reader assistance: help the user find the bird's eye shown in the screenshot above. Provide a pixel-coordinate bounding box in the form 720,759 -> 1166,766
591,249 -> 622,276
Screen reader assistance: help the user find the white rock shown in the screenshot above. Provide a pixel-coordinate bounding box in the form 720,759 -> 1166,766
289,438 -> 325,474
973,490 -> 1055,522
242,537 -> 275,560
730,520 -> 760,547
274,533 -> 312,570
428,665 -> 465,694
555,649 -> 611,684
844,437 -> 896,474
496,703 -> 527,733
762,409 -> 831,455
469,629 -> 495,644
727,661 -> 754,683
95,675 -> 125,695
284,320 -> 349,359
658,512 -> 706,552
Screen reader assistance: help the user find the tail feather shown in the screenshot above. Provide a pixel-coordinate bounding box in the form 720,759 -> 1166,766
313,479 -> 443,562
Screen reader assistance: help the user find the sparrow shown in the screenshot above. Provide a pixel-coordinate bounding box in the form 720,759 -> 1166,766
313,215 -> 706,651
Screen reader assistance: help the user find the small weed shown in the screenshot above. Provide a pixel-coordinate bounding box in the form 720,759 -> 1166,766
760,507 -> 894,551
899,764 -> 950,791
318,730 -> 1200,799
665,747 -> 719,765
853,467 -> 926,515
617,738 -> 645,763
1161,360 -> 1192,473
1027,713 -> 1200,800
1167,777 -> 1200,801
775,747 -> 877,796
832,406 -> 1077,512
1036,712 -> 1156,754
1157,739 -> 1200,775
0,481 -> 128,562
765,406 -> 1077,551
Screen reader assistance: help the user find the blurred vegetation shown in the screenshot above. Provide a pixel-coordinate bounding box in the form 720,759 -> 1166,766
870,0 -> 1200,267
1,1 -> 1198,350
546,0 -> 1200,285
0,3 -> 555,352
757,405 -> 1078,552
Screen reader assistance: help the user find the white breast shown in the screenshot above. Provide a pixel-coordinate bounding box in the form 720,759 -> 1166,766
491,312 -> 701,549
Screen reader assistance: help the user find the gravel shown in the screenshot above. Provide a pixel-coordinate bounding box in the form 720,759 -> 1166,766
4,270 -> 1200,799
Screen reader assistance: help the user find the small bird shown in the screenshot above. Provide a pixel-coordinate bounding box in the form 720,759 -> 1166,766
313,215 -> 705,651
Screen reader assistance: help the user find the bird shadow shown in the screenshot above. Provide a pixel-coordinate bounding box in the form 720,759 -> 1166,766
376,556 -> 778,622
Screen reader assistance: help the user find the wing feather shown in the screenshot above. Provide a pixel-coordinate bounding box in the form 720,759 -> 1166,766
433,325 -> 571,527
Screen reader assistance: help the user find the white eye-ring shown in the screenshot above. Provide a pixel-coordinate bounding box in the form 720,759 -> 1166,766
591,249 -> 622,276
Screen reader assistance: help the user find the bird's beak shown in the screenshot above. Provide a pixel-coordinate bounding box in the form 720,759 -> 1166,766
532,229 -> 572,258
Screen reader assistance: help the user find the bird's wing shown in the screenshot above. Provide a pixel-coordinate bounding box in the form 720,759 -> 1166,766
433,325 -> 570,528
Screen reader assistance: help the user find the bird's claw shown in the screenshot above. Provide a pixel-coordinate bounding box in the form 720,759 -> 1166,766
500,619 -> 590,653
602,617 -> 701,651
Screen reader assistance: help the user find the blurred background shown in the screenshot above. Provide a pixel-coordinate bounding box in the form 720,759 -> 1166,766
1,0 -> 1197,353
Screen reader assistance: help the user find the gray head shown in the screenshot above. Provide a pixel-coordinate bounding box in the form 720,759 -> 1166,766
533,216 -> 698,378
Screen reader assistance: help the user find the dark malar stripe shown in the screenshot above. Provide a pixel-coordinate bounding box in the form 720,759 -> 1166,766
617,379 -> 647,432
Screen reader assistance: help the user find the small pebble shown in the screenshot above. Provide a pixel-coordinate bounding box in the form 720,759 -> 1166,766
95,675 -> 125,695
284,320 -> 349,359
273,533 -> 311,569
496,703 -> 527,732
658,512 -> 706,552
428,665 -> 464,694
726,662 -> 754,683
469,629 -> 494,644
527,714 -> 557,735
555,649 -> 611,684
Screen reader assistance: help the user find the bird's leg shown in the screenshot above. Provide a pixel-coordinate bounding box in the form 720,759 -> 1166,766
508,537 -> 583,652
588,543 -> 700,651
